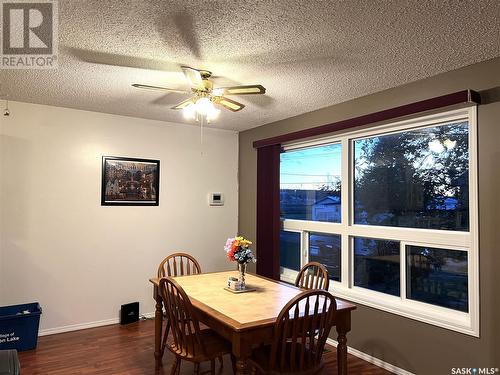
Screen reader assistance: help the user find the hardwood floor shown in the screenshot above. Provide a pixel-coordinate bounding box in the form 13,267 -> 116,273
19,320 -> 391,374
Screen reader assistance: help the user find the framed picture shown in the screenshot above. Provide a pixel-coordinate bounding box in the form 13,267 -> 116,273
101,156 -> 160,206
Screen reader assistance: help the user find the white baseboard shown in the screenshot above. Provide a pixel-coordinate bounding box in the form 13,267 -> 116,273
326,338 -> 415,375
39,312 -> 156,337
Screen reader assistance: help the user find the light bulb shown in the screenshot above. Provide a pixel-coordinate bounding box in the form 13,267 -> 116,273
183,97 -> 220,123
195,97 -> 213,115
206,105 -> 221,121
183,103 -> 196,120
212,88 -> 224,96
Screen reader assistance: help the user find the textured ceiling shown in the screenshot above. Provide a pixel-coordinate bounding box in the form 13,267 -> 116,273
1,0 -> 499,131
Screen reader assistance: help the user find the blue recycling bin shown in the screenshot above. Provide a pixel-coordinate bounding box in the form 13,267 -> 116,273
0,303 -> 42,351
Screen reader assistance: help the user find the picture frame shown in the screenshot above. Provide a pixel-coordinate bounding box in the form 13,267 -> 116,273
101,156 -> 160,206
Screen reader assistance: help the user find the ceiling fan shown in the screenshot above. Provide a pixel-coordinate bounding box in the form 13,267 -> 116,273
132,66 -> 266,122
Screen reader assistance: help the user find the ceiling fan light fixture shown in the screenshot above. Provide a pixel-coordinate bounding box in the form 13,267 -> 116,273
206,105 -> 221,121
183,103 -> 197,120
183,97 -> 221,122
134,66 -> 265,123
195,97 -> 213,115
212,88 -> 224,96
196,97 -> 221,121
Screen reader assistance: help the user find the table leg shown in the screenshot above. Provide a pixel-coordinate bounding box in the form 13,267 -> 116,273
233,333 -> 251,375
153,287 -> 163,367
335,311 -> 351,375
336,330 -> 347,375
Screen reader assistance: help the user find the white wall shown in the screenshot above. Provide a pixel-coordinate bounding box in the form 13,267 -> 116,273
0,101 -> 239,333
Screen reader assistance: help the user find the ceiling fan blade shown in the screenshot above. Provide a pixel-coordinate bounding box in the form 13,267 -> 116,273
216,85 -> 266,95
181,66 -> 206,87
171,97 -> 195,110
216,97 -> 245,112
132,84 -> 190,94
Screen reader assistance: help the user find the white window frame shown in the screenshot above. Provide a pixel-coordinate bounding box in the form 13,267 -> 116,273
279,106 -> 479,336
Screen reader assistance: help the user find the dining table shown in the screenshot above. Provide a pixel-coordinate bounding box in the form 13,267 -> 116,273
149,271 -> 356,375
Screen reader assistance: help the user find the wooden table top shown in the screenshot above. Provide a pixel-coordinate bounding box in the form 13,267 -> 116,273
150,271 -> 356,331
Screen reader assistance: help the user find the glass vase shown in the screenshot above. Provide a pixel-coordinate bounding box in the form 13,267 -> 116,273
237,262 -> 247,290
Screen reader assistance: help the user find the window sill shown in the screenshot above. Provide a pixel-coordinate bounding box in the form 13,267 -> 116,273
331,283 -> 476,337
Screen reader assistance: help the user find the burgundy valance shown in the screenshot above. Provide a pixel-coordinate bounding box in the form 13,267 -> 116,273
253,90 -> 480,149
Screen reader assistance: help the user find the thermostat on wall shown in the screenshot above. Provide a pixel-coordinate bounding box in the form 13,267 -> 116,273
209,192 -> 224,206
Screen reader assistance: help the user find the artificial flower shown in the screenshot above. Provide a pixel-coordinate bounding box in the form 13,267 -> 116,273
223,236 -> 256,264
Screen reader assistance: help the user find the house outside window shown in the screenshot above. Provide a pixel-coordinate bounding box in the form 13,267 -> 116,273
279,107 -> 479,336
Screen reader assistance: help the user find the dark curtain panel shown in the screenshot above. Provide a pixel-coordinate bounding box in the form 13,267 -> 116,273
256,144 -> 281,280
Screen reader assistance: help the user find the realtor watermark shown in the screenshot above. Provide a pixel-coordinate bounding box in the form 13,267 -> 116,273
451,368 -> 499,374
0,0 -> 58,69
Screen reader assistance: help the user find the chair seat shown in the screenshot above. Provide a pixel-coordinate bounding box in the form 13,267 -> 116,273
167,329 -> 231,362
249,343 -> 324,375
163,313 -> 209,330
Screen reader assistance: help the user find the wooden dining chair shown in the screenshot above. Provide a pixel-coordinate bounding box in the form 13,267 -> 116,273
248,289 -> 337,374
295,262 -> 330,291
157,253 -> 219,371
159,277 -> 233,375
157,252 -> 202,278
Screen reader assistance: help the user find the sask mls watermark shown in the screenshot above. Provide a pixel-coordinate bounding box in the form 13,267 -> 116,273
0,0 -> 58,69
451,368 -> 499,374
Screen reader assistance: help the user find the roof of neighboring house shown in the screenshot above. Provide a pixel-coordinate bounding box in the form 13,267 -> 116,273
427,197 -> 458,211
313,196 -> 341,206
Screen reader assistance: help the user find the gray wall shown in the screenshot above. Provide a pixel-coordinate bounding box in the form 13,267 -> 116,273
238,57 -> 500,374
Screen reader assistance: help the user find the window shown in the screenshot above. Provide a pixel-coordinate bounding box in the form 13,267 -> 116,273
354,237 -> 400,296
354,122 -> 469,231
280,144 -> 341,222
280,231 -> 301,272
279,107 -> 478,336
406,245 -> 468,312
309,233 -> 341,282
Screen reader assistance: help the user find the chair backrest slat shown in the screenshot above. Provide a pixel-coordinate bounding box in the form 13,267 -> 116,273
159,277 -> 204,358
295,262 -> 329,291
269,289 -> 337,373
158,252 -> 202,278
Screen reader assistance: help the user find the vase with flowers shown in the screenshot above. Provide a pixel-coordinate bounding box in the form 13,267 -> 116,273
224,236 -> 256,290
